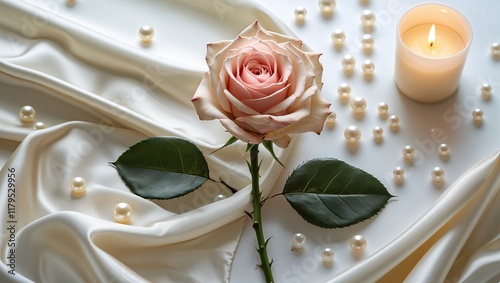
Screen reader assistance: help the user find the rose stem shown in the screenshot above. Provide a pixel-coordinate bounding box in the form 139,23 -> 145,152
249,144 -> 274,283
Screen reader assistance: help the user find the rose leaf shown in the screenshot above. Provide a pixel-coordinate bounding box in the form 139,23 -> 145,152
283,158 -> 394,228
262,139 -> 284,167
210,136 -> 239,155
111,137 -> 209,199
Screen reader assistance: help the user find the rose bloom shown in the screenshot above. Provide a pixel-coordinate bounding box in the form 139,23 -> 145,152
192,22 -> 331,148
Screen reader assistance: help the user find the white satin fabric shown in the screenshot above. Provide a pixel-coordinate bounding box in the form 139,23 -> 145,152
1,0 -> 500,283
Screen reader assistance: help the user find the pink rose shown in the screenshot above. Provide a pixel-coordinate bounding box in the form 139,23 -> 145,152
192,22 -> 331,148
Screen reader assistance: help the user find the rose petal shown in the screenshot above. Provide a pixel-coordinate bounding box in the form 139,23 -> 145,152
241,85 -> 289,113
192,72 -> 231,120
224,89 -> 260,117
236,114 -> 290,134
219,118 -> 262,144
268,134 -> 291,149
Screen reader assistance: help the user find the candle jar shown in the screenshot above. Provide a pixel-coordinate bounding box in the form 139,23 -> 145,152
395,3 -> 472,103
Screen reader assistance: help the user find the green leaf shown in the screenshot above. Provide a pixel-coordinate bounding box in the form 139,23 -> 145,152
111,137 -> 209,199
210,136 -> 238,155
262,139 -> 284,167
283,158 -> 394,228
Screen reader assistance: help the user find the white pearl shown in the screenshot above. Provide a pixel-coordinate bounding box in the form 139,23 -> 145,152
113,202 -> 133,224
294,6 -> 307,21
372,126 -> 383,139
389,115 -> 399,129
480,83 -> 492,100
321,247 -> 335,263
393,167 -> 405,180
19,105 -> 36,124
337,83 -> 351,99
139,25 -> 155,42
351,97 -> 367,113
491,42 -> 500,57
213,194 -> 226,202
360,10 -> 376,27
65,0 -> 76,6
402,145 -> 415,160
331,29 -> 346,45
377,102 -> 389,117
344,126 -> 361,144
33,121 -> 46,130
350,235 -> 367,251
318,0 -> 336,14
341,55 -> 356,71
438,143 -> 449,157
472,108 -> 483,121
71,177 -> 86,197
361,34 -> 375,49
361,59 -> 375,74
325,112 -> 336,127
431,167 -> 445,183
291,233 -> 307,250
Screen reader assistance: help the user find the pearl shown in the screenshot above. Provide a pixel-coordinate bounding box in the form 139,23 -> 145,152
472,108 -> 483,121
19,105 -> 36,124
318,0 -> 336,14
480,83 -> 492,100
372,126 -> 383,140
139,25 -> 155,42
213,194 -> 226,202
291,233 -> 307,250
431,167 -> 445,183
361,59 -> 375,74
491,42 -> 500,57
71,177 -> 86,197
393,167 -> 405,180
321,248 -> 335,263
377,102 -> 389,117
402,145 -> 415,160
438,143 -> 450,157
65,0 -> 76,6
389,115 -> 399,129
33,121 -> 46,130
294,6 -> 307,21
331,29 -> 346,46
341,55 -> 356,71
361,34 -> 375,49
113,202 -> 133,224
337,83 -> 351,99
350,235 -> 367,251
325,112 -> 336,127
351,97 -> 367,113
344,126 -> 361,144
360,10 -> 376,27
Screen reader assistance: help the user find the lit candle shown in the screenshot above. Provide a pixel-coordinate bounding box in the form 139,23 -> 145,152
395,4 -> 472,103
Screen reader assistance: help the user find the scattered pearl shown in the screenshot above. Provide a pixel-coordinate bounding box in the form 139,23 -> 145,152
377,102 -> 389,117
33,121 -> 46,130
325,112 -> 336,127
138,25 -> 155,42
389,115 -> 400,130
213,194 -> 226,202
318,0 -> 336,14
341,55 -> 356,71
350,235 -> 367,252
360,10 -> 376,28
19,105 -> 36,124
321,248 -> 335,263
291,233 -> 307,250
361,34 -> 375,49
438,143 -> 450,157
472,108 -> 483,121
480,83 -> 492,100
331,29 -> 346,46
372,126 -> 383,140
71,177 -> 86,197
337,83 -> 351,99
491,42 -> 500,57
344,126 -> 361,144
402,145 -> 415,160
431,167 -> 445,183
361,59 -> 375,74
65,0 -> 76,6
351,97 -> 367,113
393,167 -> 405,181
113,202 -> 133,224
294,6 -> 307,21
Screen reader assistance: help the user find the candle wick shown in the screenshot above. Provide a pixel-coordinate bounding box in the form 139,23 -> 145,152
430,42 -> 434,48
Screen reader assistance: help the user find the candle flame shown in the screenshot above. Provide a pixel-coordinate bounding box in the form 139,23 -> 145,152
428,24 -> 436,48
